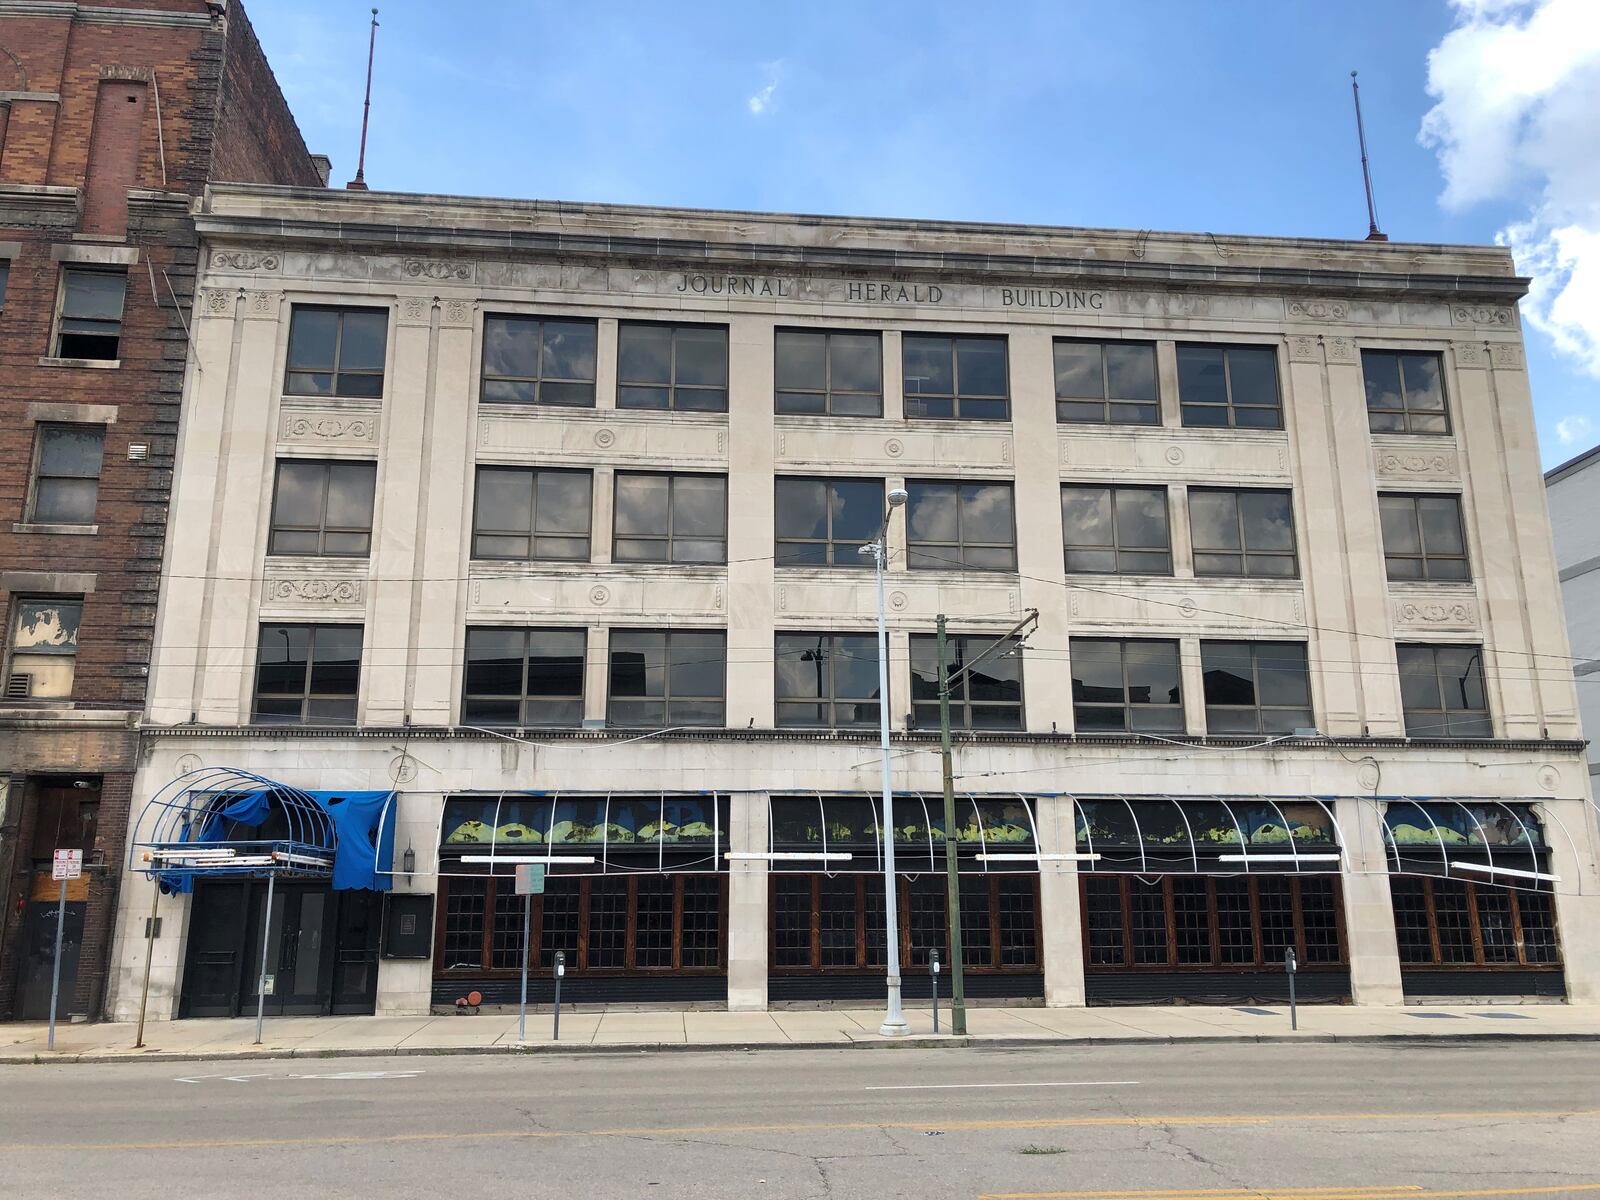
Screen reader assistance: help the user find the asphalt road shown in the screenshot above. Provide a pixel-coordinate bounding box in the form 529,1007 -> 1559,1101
2,1042 -> 1598,1199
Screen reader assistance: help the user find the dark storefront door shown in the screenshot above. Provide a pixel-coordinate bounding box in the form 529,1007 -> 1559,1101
180,879 -> 379,1018
15,899 -> 85,1021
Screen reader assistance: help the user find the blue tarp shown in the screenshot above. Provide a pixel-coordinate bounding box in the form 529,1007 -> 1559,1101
158,788 -> 393,893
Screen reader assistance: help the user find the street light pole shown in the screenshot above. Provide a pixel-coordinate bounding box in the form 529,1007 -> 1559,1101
935,607 -> 1039,1039
863,488 -> 910,1038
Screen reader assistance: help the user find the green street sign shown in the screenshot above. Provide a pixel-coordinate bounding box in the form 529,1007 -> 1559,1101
514,863 -> 546,895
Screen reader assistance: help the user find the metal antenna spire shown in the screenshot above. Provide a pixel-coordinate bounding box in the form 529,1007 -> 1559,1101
346,8 -> 379,191
1351,70 -> 1387,241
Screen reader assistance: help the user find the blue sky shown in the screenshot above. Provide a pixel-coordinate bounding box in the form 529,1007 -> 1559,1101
249,1 -> 1600,467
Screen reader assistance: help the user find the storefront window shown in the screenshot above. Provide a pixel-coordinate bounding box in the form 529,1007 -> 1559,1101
1389,875 -> 1559,968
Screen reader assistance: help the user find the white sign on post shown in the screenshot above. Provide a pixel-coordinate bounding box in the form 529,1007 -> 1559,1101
52,849 -> 83,881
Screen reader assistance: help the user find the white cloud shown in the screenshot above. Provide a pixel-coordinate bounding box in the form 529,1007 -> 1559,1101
747,61 -> 783,116
1420,0 -> 1600,376
1555,414 -> 1595,445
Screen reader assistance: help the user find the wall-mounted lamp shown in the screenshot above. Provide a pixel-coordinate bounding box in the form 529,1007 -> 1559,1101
401,843 -> 416,879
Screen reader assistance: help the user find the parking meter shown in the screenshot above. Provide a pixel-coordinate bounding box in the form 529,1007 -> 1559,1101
553,951 -> 566,1041
930,948 -> 942,1033
1285,947 -> 1298,1030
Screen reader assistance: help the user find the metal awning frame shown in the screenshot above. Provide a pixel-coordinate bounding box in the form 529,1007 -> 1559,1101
1068,794 -> 1347,876
1375,796 -> 1567,891
766,791 -> 1040,875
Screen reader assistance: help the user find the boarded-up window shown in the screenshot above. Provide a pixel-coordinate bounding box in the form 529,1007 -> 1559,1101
82,81 -> 147,236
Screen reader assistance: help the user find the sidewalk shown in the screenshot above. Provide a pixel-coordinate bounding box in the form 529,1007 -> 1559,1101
4,1002 -> 1597,1065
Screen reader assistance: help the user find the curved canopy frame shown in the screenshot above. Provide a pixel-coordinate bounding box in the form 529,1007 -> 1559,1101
130,767 -> 337,882
1378,796 -> 1558,890
765,792 -> 1039,874
1070,794 -> 1345,874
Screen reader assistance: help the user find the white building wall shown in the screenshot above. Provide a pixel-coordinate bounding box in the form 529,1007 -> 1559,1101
1547,451 -> 1600,780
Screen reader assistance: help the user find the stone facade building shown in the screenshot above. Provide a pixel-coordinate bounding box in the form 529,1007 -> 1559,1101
1546,444 -> 1600,786
107,183 -> 1600,1022
0,0 -> 322,1021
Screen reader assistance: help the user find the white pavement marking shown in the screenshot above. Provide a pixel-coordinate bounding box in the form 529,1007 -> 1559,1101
173,1070 -> 423,1084
863,1080 -> 1140,1091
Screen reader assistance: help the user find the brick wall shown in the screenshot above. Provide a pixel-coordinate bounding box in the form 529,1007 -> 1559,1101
0,0 -> 321,1020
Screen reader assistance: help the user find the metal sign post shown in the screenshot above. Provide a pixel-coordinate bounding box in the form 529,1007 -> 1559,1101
46,849 -> 82,1051
553,950 -> 565,1041
254,870 -> 276,1046
930,948 -> 941,1034
1285,947 -> 1298,1031
514,864 -> 545,1043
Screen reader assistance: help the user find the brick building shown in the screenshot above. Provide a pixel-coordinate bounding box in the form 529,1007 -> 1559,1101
0,0 -> 323,1021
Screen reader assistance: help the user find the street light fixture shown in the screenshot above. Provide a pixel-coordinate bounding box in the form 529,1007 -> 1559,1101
861,487 -> 910,1037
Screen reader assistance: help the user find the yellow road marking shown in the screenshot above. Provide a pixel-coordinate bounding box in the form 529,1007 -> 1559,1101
978,1187 -> 1600,1200
1,1107 -> 1596,1154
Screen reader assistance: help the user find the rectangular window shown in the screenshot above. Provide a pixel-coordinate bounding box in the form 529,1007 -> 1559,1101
774,477 -> 883,567
617,322 -> 728,411
608,629 -> 725,727
775,329 -> 882,416
613,473 -> 727,564
905,480 -> 1016,571
463,627 -> 585,727
1389,877 -> 1559,968
1071,638 -> 1184,732
1200,640 -> 1313,734
1054,339 -> 1159,424
252,624 -> 362,725
0,260 -> 9,308
910,633 -> 1024,730
4,599 -> 82,700
284,306 -> 387,397
471,466 -> 592,562
775,632 -> 881,728
1397,643 -> 1491,738
55,268 -> 126,360
268,460 -> 377,556
902,334 -> 1009,420
481,315 -> 597,406
29,424 -> 105,525
1378,493 -> 1469,581
1177,344 -> 1282,429
1061,485 -> 1171,575
1189,488 -> 1298,578
1363,350 -> 1449,435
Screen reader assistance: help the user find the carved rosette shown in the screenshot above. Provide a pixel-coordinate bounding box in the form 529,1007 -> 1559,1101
267,579 -> 365,604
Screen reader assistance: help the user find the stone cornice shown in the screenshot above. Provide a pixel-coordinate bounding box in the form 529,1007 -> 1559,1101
0,2 -> 216,28
198,185 -> 1530,304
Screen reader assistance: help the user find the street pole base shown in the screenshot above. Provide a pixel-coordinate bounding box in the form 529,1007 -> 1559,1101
879,1018 -> 912,1037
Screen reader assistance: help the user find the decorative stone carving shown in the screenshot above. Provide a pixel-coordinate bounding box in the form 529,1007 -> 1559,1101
1393,598 -> 1476,627
1286,335 -> 1319,363
212,250 -> 280,272
589,585 -> 610,606
594,428 -> 616,448
716,431 -> 728,455
389,754 -> 419,784
1451,305 -> 1513,328
1165,446 -> 1185,465
1287,299 -> 1348,321
1324,336 -> 1356,364
400,297 -> 429,323
200,288 -> 235,316
1537,765 -> 1560,793
280,410 -> 378,444
403,257 -> 474,281
245,290 -> 277,317
1454,342 -> 1489,369
442,300 -> 471,325
776,586 -> 788,611
175,753 -> 203,776
1489,343 -> 1524,370
1356,762 -> 1380,791
714,585 -> 726,610
1177,596 -> 1198,618
267,578 -> 365,604
889,590 -> 908,611
1001,439 -> 1013,464
1375,448 -> 1456,479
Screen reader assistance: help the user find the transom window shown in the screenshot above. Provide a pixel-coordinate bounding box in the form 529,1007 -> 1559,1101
1071,638 -> 1184,732
252,624 -> 362,725
608,629 -> 725,727
268,459 -> 376,556
1061,485 -> 1171,575
1397,643 -> 1491,738
472,466 -> 592,561
775,632 -> 881,728
775,329 -> 882,416
463,627 -> 585,727
1363,350 -> 1449,435
1177,344 -> 1282,429
1200,640 -> 1312,734
284,306 -> 388,397
1378,493 -> 1469,581
902,334 -> 1009,420
480,315 -> 597,406
55,268 -> 126,360
617,322 -> 728,411
4,598 -> 82,701
1189,488 -> 1297,578
1054,339 -> 1159,424
906,481 -> 1017,571
775,477 -> 883,567
614,473 -> 727,564
29,424 -> 104,525
910,633 -> 1024,730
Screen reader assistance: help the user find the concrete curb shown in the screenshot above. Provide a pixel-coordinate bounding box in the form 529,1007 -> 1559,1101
6,1029 -> 1599,1066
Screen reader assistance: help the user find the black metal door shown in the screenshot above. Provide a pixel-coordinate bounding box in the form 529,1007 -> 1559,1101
241,883 -> 335,1017
15,899 -> 85,1021
330,890 -> 380,1014
179,880 -> 252,1018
